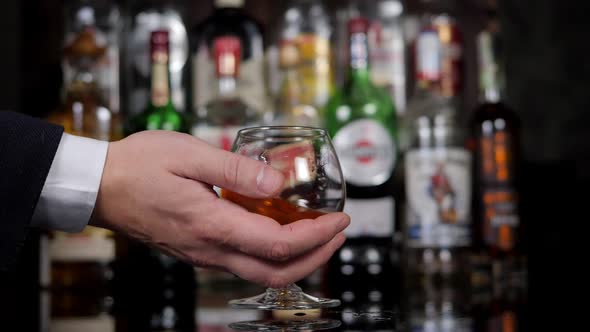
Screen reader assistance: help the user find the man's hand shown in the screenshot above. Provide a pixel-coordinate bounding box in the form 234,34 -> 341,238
90,131 -> 349,288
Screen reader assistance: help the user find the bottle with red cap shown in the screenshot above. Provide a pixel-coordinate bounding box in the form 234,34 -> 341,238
191,36 -> 259,150
126,30 -> 189,134
190,0 -> 266,118
325,17 -> 399,302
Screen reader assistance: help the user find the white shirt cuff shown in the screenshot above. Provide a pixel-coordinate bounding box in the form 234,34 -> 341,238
31,133 -> 109,232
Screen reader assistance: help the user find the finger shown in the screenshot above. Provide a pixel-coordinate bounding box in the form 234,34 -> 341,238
207,200 -> 350,261
224,232 -> 347,288
178,144 -> 284,198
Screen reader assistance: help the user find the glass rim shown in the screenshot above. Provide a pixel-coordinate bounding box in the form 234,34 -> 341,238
237,126 -> 327,139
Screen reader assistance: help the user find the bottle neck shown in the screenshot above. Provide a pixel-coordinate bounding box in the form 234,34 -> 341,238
414,30 -> 443,96
479,58 -> 504,104
478,31 -> 504,104
347,32 -> 371,83
217,76 -> 238,99
150,52 -> 171,108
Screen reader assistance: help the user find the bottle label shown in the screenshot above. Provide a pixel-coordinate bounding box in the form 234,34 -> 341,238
333,119 -> 396,187
192,125 -> 243,151
482,188 -> 519,250
296,34 -> 333,108
478,127 -> 519,250
193,50 -> 267,114
405,148 -> 472,248
151,60 -> 169,107
343,197 -> 394,237
49,227 -> 115,263
416,19 -> 463,97
350,32 -> 369,70
436,18 -> 463,96
416,30 -> 441,81
369,22 -> 406,114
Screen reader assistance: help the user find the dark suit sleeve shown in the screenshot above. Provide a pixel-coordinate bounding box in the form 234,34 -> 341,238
0,111 -> 63,271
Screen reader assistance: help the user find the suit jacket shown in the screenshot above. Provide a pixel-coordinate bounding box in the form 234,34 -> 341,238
0,111 -> 63,271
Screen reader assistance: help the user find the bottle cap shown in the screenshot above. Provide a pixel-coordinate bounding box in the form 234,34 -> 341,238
150,30 -> 169,58
348,17 -> 370,34
214,36 -> 241,77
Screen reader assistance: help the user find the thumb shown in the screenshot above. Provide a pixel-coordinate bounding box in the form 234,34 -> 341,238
183,144 -> 284,198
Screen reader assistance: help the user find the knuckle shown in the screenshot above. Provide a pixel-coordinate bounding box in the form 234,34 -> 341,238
223,155 -> 242,188
198,216 -> 233,246
269,240 -> 291,261
198,225 -> 220,244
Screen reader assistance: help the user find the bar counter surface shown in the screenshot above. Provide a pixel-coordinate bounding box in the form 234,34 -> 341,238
5,262 -> 528,332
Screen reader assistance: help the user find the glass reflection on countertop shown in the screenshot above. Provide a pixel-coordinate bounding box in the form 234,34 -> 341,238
31,250 -> 527,332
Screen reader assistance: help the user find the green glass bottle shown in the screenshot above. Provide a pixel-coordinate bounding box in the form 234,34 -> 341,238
126,30 -> 188,134
118,30 -> 196,332
325,19 -> 397,141
325,17 -> 399,291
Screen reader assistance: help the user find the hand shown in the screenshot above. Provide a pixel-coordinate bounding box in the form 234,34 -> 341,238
90,131 -> 349,288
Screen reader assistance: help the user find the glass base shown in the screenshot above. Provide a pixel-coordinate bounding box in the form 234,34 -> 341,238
228,319 -> 341,331
228,284 -> 341,310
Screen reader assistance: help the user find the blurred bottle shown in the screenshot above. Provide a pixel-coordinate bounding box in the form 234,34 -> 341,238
333,0 -> 374,88
116,31 -> 196,332
401,1 -> 463,152
126,30 -> 189,133
369,0 -> 407,115
125,0 -> 189,116
192,36 -> 259,150
51,20 -> 120,141
401,2 -> 469,282
190,0 -> 266,118
272,39 -> 319,127
471,17 -> 524,278
63,0 -> 122,117
273,0 -> 333,123
325,17 -> 398,303
403,113 -> 471,284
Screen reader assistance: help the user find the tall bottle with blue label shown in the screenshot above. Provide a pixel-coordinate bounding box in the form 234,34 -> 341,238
325,17 -> 399,298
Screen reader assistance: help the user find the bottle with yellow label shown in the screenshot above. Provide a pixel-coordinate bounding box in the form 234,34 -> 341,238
275,0 -> 334,118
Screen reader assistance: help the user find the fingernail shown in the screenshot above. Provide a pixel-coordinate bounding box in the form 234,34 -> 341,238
257,166 -> 284,196
337,214 -> 351,231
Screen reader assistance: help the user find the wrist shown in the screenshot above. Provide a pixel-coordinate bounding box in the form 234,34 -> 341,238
89,141 -> 115,230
